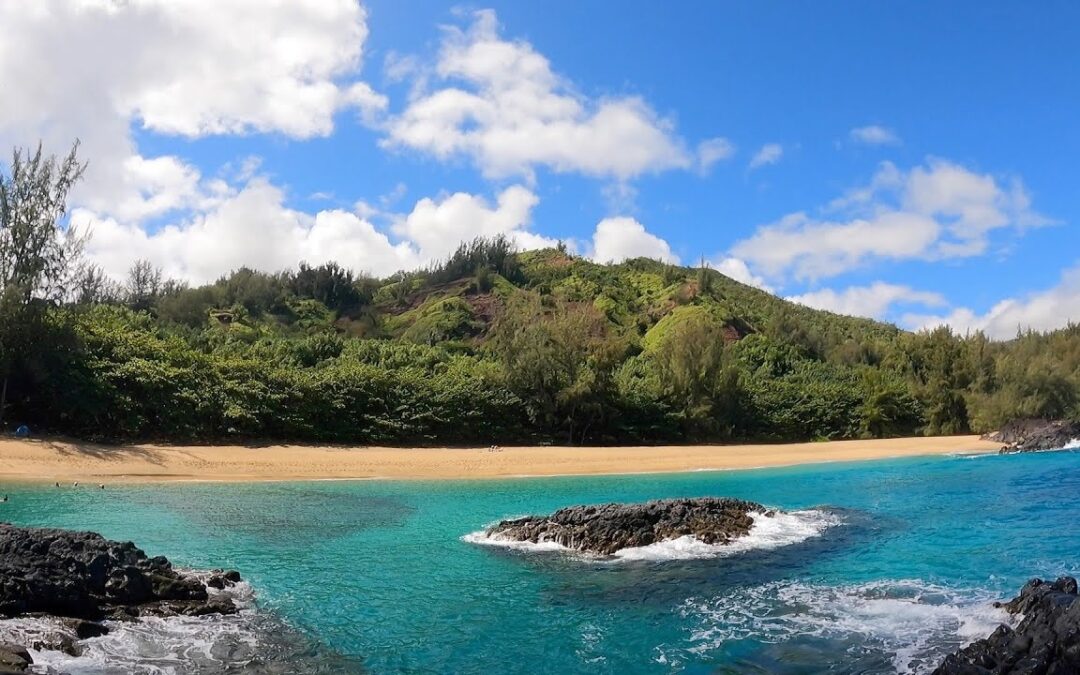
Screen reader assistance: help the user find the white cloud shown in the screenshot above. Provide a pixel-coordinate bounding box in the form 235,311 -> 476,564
849,125 -> 901,146
905,264 -> 1080,339
749,143 -> 783,169
78,175 -> 566,284
590,217 -> 679,264
712,257 -> 773,293
78,178 -> 419,284
732,210 -> 941,281
789,282 -> 945,319
0,0 -> 381,224
697,137 -> 736,173
730,159 -> 1050,282
394,185 -> 557,262
383,9 -> 690,180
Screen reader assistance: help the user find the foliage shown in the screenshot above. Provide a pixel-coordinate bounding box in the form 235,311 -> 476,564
0,142 -> 86,424
2,146 -> 1079,445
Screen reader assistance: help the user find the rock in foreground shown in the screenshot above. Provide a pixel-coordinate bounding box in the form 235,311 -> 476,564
484,497 -> 768,555
0,522 -> 241,621
933,576 -> 1080,674
987,418 -> 1080,453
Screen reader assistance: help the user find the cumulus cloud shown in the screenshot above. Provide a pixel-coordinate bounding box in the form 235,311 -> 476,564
590,217 -> 679,264
749,143 -> 783,169
77,174 -> 571,284
78,178 -> 419,284
730,159 -> 1050,282
905,264 -> 1080,339
789,282 -> 946,319
0,0 -> 381,223
849,125 -> 901,146
383,9 -> 690,180
393,185 -> 557,262
711,257 -> 774,292
697,137 -> 736,173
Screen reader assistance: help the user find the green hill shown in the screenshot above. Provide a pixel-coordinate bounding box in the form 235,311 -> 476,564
5,234 -> 1078,446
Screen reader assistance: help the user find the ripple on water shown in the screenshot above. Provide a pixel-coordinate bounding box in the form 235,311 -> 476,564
668,579 -> 1011,675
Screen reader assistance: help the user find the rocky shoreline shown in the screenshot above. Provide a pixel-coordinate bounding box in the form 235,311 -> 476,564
985,418 -> 1080,453
933,576 -> 1080,674
0,523 -> 243,672
482,497 -> 769,555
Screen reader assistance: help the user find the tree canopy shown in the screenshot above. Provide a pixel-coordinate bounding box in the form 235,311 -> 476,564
3,144 -> 1079,445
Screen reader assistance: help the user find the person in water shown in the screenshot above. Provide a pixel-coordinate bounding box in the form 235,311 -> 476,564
0,495 -> 7,502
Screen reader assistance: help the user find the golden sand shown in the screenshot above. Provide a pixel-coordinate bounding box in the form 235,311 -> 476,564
0,435 -> 1000,483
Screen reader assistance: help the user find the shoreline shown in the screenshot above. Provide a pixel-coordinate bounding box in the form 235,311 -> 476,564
0,435 -> 1001,483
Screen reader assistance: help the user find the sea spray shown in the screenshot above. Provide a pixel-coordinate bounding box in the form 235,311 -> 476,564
464,508 -> 841,561
673,580 -> 1012,675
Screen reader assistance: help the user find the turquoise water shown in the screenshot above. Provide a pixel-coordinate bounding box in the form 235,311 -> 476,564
2,449 -> 1080,673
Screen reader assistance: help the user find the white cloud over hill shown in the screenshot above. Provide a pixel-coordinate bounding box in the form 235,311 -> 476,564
383,10 -> 690,181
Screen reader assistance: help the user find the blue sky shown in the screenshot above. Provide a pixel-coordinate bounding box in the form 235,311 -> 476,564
2,1 -> 1078,337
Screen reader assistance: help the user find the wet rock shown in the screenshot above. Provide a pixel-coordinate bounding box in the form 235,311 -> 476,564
484,497 -> 767,555
60,618 -> 109,639
206,569 -> 242,589
988,418 -> 1080,453
933,576 -> 1080,674
0,523 -> 238,620
0,643 -> 31,673
30,633 -> 81,657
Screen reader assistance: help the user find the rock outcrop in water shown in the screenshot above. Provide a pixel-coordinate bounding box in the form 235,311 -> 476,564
0,643 -> 32,673
933,576 -> 1080,674
985,418 -> 1080,453
0,523 -> 241,622
483,497 -> 767,555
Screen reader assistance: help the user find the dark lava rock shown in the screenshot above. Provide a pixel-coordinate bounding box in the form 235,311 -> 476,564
0,522 -> 241,621
484,497 -> 768,555
61,618 -> 109,639
988,419 -> 1080,453
933,576 -> 1080,674
206,569 -> 242,590
0,643 -> 31,673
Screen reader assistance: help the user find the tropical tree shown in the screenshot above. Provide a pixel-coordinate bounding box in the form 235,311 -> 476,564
0,142 -> 86,425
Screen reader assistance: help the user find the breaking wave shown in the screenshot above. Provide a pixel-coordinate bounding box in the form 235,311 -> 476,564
463,508 -> 841,561
0,574 -> 356,674
670,579 -> 1010,674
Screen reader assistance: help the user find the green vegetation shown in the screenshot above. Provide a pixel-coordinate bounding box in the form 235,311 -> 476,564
3,144 -> 1080,445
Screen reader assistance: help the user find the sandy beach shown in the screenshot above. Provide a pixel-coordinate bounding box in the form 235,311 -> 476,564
0,435 -> 1001,483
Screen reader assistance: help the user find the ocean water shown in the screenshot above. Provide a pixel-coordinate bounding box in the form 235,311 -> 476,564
2,448 -> 1080,674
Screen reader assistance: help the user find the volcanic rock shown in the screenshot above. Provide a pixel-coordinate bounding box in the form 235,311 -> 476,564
0,643 -> 31,673
0,523 -> 241,620
988,419 -> 1080,453
933,576 -> 1080,674
484,497 -> 768,555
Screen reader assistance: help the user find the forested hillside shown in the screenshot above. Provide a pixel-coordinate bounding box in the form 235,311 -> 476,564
3,146 -> 1079,445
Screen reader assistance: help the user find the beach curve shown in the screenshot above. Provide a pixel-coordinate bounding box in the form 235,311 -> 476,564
0,435 -> 1001,483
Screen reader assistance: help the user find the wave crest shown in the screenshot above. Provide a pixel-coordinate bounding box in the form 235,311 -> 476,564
673,579 -> 1011,674
464,508 -> 841,561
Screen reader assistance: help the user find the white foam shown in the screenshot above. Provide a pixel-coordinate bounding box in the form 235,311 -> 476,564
461,530 -> 574,553
674,579 -> 1011,674
1062,438 -> 1080,449
463,508 -> 841,562
27,613 -> 265,674
0,574 -> 269,675
613,510 -> 838,561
